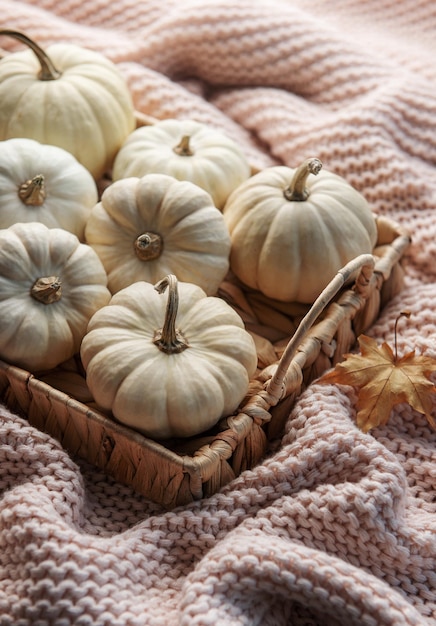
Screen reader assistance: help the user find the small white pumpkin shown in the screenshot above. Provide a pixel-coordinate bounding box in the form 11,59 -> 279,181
223,158 -> 378,303
0,222 -> 111,371
112,118 -> 251,210
0,138 -> 98,240
80,275 -> 258,439
0,30 -> 135,179
85,173 -> 231,296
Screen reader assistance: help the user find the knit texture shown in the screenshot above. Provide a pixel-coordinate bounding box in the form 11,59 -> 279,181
0,1 -> 435,625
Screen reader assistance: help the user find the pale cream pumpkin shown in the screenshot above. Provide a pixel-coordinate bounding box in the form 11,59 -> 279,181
0,222 -> 111,371
0,138 -> 98,240
223,158 -> 378,303
80,275 -> 258,439
85,173 -> 231,296
112,118 -> 251,210
0,30 -> 135,179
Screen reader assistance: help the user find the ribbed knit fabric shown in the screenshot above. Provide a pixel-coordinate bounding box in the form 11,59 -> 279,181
0,1 -> 435,625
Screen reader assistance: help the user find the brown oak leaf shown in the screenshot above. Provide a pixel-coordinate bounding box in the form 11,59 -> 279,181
319,334 -> 436,432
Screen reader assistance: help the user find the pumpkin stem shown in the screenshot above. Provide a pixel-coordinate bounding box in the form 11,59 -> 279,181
173,135 -> 193,157
18,174 -> 46,206
153,274 -> 190,354
30,276 -> 62,304
283,157 -> 323,201
134,232 -> 163,261
0,29 -> 61,81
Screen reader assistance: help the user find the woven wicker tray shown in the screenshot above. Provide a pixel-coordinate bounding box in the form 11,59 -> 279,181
0,215 -> 410,508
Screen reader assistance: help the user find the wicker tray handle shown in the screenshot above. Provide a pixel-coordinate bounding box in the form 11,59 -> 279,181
265,253 -> 375,404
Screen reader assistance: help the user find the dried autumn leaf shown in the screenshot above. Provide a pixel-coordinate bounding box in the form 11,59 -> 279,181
319,334 -> 436,432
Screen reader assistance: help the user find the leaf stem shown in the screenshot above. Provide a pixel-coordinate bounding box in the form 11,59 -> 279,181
394,310 -> 411,361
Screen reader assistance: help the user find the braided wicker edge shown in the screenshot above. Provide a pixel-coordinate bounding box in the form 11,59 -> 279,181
0,216 -> 411,508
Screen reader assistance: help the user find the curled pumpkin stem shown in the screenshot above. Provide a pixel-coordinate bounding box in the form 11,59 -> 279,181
0,29 -> 61,81
153,274 -> 189,354
284,157 -> 322,202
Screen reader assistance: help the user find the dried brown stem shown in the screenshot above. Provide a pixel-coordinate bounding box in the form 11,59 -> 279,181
283,157 -> 322,202
0,29 -> 61,81
31,276 -> 62,304
18,174 -> 46,206
134,232 -> 163,261
173,135 -> 193,157
153,274 -> 190,354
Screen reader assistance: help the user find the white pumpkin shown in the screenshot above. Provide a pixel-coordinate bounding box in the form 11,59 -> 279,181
0,222 -> 111,371
0,30 -> 135,179
85,173 -> 231,296
223,158 -> 378,303
0,138 -> 98,240
112,118 -> 251,209
80,275 -> 258,439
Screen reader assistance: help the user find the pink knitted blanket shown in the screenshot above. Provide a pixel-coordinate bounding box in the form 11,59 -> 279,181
0,1 -> 435,625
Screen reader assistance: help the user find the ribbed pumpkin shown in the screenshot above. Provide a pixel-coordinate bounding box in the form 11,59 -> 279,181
0,29 -> 135,179
223,158 -> 378,303
112,118 -> 251,210
80,275 -> 258,439
0,222 -> 111,371
85,173 -> 231,296
0,137 -> 98,240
